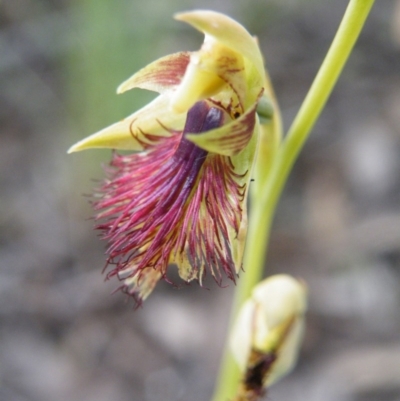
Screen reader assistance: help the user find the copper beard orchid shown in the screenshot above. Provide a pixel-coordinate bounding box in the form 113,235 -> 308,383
69,10 -> 270,303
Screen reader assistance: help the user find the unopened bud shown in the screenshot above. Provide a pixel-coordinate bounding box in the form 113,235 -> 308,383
230,274 -> 307,391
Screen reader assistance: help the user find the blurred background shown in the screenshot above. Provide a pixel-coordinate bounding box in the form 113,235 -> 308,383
1,0 -> 400,400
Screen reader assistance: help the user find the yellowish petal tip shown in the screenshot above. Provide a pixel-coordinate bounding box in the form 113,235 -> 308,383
174,9 -> 221,22
67,138 -> 96,154
173,11 -> 190,21
116,82 -> 128,94
67,144 -> 78,154
173,10 -> 227,30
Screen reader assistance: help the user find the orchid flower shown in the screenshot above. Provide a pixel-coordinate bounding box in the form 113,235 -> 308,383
68,10 -> 273,304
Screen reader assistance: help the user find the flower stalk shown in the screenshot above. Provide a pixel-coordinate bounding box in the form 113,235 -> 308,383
212,0 -> 376,400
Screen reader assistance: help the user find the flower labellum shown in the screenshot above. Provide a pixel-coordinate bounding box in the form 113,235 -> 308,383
68,10 -> 271,304
229,275 -> 307,400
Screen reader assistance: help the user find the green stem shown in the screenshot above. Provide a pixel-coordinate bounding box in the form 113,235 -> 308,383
211,0 -> 375,400
210,202 -> 273,401
261,0 -> 375,215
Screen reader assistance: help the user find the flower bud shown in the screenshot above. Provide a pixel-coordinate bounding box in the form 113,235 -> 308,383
230,274 -> 307,389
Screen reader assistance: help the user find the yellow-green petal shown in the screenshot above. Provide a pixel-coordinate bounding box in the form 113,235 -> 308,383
117,52 -> 191,94
68,95 -> 185,153
228,121 -> 259,270
252,72 -> 283,199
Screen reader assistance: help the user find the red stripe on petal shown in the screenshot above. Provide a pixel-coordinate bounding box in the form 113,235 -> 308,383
121,52 -> 191,93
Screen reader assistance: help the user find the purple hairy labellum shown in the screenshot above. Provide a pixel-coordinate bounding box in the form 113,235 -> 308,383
93,101 -> 248,304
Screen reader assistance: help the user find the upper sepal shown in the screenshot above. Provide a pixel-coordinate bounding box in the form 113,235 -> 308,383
174,10 -> 265,84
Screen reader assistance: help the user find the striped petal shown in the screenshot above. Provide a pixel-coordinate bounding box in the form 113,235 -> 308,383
68,94 -> 185,153
117,51 -> 191,94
